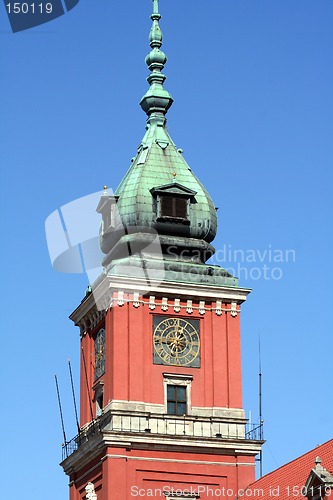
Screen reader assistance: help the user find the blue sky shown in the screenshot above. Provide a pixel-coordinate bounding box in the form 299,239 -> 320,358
1,1 -> 332,499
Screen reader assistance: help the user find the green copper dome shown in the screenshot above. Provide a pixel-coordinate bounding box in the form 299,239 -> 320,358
97,0 -> 237,286
115,122 -> 217,243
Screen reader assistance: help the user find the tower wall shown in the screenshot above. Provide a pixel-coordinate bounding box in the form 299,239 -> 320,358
62,281 -> 262,499
68,447 -> 257,500
79,292 -> 244,427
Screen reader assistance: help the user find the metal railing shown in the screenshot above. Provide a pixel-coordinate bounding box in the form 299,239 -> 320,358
62,412 -> 264,460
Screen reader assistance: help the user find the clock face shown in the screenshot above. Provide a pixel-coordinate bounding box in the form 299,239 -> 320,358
153,316 -> 200,367
94,327 -> 106,380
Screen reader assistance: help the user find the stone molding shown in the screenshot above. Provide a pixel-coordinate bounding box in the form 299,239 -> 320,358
61,420 -> 262,476
70,275 -> 250,328
104,399 -> 246,420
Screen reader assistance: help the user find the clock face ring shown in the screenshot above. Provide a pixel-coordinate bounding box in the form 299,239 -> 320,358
153,317 -> 200,367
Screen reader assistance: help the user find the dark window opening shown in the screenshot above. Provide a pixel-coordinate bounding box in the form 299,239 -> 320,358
167,385 -> 187,415
96,393 -> 104,416
160,196 -> 188,219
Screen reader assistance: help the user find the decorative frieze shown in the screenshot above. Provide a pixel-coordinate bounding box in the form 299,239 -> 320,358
78,292 -> 241,334
70,275 -> 250,330
78,309 -> 106,337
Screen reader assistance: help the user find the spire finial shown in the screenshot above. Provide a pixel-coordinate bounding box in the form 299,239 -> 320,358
140,0 -> 173,122
153,0 -> 159,15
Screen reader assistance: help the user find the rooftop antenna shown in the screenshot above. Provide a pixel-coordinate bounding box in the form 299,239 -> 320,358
81,346 -> 94,422
258,334 -> 264,477
68,358 -> 80,435
55,374 -> 68,456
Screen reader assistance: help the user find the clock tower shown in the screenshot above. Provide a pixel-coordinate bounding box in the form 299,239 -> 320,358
61,1 -> 263,498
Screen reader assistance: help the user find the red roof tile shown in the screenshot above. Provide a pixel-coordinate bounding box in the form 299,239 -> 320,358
241,439 -> 333,499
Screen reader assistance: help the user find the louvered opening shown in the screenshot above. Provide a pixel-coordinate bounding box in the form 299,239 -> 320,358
160,196 -> 188,219
103,203 -> 117,232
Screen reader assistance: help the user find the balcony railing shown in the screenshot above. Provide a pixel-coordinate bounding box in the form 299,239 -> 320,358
62,411 -> 264,460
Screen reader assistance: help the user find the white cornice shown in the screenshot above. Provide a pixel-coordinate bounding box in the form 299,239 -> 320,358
104,275 -> 251,300
70,275 -> 251,328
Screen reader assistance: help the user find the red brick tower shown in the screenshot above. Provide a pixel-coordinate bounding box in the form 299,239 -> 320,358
60,1 -> 263,498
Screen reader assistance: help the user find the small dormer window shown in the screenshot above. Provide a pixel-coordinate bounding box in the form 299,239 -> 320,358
151,182 -> 197,224
160,196 -> 188,219
96,193 -> 119,234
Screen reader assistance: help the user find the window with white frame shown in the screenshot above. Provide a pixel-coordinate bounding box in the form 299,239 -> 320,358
163,373 -> 193,416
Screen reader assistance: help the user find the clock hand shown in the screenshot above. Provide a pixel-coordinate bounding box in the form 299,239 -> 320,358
159,337 -> 176,344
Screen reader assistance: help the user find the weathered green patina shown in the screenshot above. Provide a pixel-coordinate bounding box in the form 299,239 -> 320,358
98,0 -> 237,287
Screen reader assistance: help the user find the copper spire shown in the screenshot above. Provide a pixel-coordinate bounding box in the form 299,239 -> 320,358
140,0 -> 173,121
